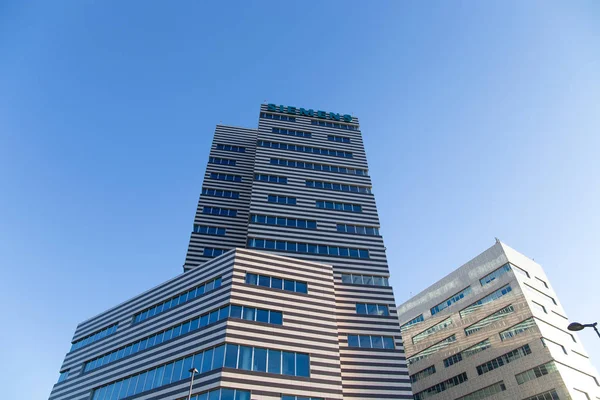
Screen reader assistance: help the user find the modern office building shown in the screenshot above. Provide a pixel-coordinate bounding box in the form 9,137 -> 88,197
48,104 -> 412,400
397,240 -> 600,400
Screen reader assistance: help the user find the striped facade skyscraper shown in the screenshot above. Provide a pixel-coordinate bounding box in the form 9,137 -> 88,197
48,104 -> 412,400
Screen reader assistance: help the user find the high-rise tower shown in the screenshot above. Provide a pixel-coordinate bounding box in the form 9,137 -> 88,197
48,104 -> 412,400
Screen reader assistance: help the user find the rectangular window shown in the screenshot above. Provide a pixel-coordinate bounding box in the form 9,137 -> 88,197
316,200 -> 362,212
267,194 -> 296,205
459,285 -> 512,317
208,157 -> 236,166
516,361 -> 558,385
413,372 -> 468,400
247,238 -> 369,259
408,335 -> 457,365
245,272 -> 307,294
499,318 -> 537,340
250,214 -> 317,230
270,158 -> 367,176
254,174 -> 287,184
412,317 -> 453,344
306,180 -> 371,194
57,370 -> 70,383
480,263 -> 511,286
476,344 -> 532,375
410,365 -> 436,383
523,389 -> 560,400
202,206 -> 237,217
209,172 -> 242,182
347,335 -> 395,349
443,353 -> 463,368
355,303 -> 389,316
311,119 -> 358,131
271,127 -> 311,138
258,140 -> 352,158
203,248 -> 227,258
455,381 -> 507,400
260,112 -> 296,122
431,287 -> 472,316
201,188 -> 240,199
464,305 -> 515,336
400,314 -> 425,332
70,323 -> 118,352
524,283 -> 557,305
193,225 -> 226,236
337,223 -> 379,236
327,134 -> 351,143
215,144 -> 245,152
341,273 -> 389,286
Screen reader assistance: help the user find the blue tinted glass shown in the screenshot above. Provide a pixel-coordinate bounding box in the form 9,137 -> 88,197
126,376 -> 138,397
230,305 -> 242,319
182,356 -> 194,379
243,307 -> 256,321
295,281 -> 307,293
246,273 -> 257,285
268,349 -> 281,374
200,314 -> 209,327
162,363 -> 174,386
296,353 -> 310,377
172,359 -> 184,382
383,337 -> 395,349
190,318 -> 199,331
221,389 -> 235,400
271,277 -> 283,289
201,349 -> 213,373
348,335 -> 359,347
192,352 -> 203,372
283,352 -> 295,375
235,391 -> 250,400
257,309 -> 269,323
356,303 -> 367,314
134,372 -> 147,394
224,344 -> 239,368
153,366 -> 164,389
359,336 -> 371,348
284,280 -> 295,291
143,369 -> 155,391
213,345 -> 225,369
258,275 -> 271,287
253,348 -> 267,372
239,346 -> 253,370
219,305 -> 230,320
209,310 -> 219,324
180,321 -> 191,335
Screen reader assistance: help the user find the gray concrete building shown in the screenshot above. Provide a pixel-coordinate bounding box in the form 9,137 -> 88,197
397,240 -> 600,400
48,104 -> 412,400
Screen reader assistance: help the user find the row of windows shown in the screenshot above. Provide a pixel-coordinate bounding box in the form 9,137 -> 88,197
306,180 -> 371,194
476,344 -> 532,375
410,365 -> 436,383
431,287 -> 472,315
70,323 -> 118,352
355,303 -> 389,316
209,157 -> 236,166
210,172 -> 242,182
247,238 -> 370,259
316,200 -> 362,212
341,273 -> 389,286
311,119 -> 358,131
204,248 -> 227,257
401,314 -> 425,332
327,134 -> 350,143
203,206 -> 237,217
444,338 -> 493,368
193,225 -> 226,236
480,263 -> 511,286
413,317 -> 453,344
268,194 -> 296,204
186,388 -> 250,400
250,214 -> 317,229
499,318 -> 537,341
261,112 -> 296,122
133,277 -> 222,324
92,344 -> 310,400
202,188 -> 240,199
255,174 -> 287,184
413,372 -> 468,400
245,273 -> 308,294
86,304 -> 283,373
465,305 -> 515,336
336,223 -> 379,236
216,144 -> 245,153
516,361 -> 557,385
271,127 -> 311,137
269,158 -> 367,175
524,390 -> 560,400
258,140 -> 353,158
455,381 -> 506,400
459,284 -> 512,317
347,335 -> 395,349
408,335 -> 457,365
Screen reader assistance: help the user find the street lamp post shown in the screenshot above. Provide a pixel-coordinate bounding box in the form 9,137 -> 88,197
187,368 -> 199,400
567,322 -> 600,338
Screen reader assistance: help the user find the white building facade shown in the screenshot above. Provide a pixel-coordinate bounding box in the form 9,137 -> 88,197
397,241 -> 600,400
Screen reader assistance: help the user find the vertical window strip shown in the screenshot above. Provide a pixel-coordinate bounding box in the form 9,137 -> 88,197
459,285 -> 512,318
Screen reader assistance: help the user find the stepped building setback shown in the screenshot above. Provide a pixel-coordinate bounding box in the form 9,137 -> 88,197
397,241 -> 600,400
48,104 -> 412,400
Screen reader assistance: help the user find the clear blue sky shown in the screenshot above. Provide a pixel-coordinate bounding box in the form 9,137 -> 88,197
1,1 -> 599,398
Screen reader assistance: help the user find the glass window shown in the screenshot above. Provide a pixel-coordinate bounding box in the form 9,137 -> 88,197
348,335 -> 359,347
239,346 -> 253,371
219,305 -> 230,320
126,375 -> 138,397
152,366 -> 164,388
221,389 -> 235,400
230,305 -> 243,319
224,344 -> 239,368
372,336 -> 384,348
296,353 -> 310,377
271,277 -> 283,289
209,310 -> 219,324
172,359 -> 184,382
213,345 -> 225,369
383,337 -> 395,349
253,348 -> 267,372
284,279 -> 295,291
134,372 -> 147,394
200,314 -> 209,327
296,281 -> 307,294
356,303 -> 367,314
245,273 -> 258,285
283,351 -> 295,376
201,348 -> 213,373
143,369 -> 155,391
268,349 -> 282,374
257,309 -> 269,323
270,311 -> 283,325
359,336 -> 371,348
243,307 -> 256,321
